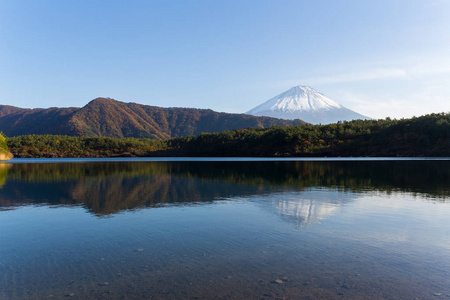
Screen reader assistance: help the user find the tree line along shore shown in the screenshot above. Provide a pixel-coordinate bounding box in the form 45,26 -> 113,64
3,112 -> 450,158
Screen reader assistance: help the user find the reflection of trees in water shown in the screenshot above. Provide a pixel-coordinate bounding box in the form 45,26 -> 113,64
0,164 -> 10,189
0,160 -> 448,215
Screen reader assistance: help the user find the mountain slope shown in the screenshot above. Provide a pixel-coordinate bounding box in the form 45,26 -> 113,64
0,98 -> 306,138
0,105 -> 80,136
247,86 -> 371,124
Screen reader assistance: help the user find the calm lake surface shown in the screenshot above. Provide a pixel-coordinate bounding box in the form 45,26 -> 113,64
1,158 -> 449,299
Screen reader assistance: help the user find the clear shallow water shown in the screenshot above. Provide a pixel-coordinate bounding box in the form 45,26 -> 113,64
0,159 -> 449,299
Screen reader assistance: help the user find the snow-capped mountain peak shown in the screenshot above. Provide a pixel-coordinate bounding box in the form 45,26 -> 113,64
248,85 -> 341,114
246,85 -> 371,124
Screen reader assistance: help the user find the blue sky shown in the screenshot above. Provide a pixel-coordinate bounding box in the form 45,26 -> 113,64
1,0 -> 449,119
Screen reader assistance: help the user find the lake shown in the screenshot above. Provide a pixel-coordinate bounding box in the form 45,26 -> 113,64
1,158 -> 449,299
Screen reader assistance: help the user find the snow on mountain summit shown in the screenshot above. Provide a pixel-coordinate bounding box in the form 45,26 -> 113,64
248,86 -> 342,113
246,85 -> 371,124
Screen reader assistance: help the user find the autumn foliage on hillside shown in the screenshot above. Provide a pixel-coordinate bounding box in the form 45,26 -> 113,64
0,98 -> 304,139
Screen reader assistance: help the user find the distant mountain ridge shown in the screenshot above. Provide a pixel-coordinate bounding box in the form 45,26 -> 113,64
247,86 -> 371,124
0,98 -> 305,138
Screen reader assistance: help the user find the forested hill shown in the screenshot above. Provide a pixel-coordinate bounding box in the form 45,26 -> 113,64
6,112 -> 450,158
0,98 -> 305,139
166,113 -> 450,157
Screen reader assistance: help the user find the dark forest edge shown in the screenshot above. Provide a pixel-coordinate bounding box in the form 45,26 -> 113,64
5,112 -> 450,158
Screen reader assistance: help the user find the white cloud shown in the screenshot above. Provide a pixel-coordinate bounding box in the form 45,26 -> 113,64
276,55 -> 450,87
274,68 -> 406,88
333,90 -> 450,119
306,68 -> 407,85
289,62 -> 450,87
429,0 -> 450,6
407,63 -> 450,78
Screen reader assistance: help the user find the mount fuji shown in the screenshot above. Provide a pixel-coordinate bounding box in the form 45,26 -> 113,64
246,86 -> 372,124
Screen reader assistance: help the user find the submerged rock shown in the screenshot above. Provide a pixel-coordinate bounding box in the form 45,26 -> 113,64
274,279 -> 284,284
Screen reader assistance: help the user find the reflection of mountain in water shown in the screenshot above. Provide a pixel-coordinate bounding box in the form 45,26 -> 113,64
71,175 -> 269,215
0,175 -> 270,216
0,160 -> 448,217
252,189 -> 353,228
